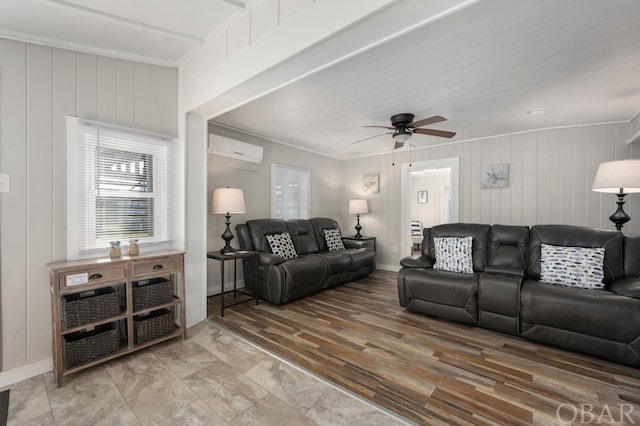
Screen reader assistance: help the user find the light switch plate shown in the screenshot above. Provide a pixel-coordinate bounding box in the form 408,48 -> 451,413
0,174 -> 9,192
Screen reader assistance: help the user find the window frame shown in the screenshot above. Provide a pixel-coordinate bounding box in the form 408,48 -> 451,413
271,163 -> 310,220
67,117 -> 173,258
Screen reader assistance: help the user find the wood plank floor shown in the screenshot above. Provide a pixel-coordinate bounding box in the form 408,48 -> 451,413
208,271 -> 640,425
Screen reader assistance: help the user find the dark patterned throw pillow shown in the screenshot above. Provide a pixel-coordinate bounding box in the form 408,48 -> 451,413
266,232 -> 298,259
323,228 -> 345,251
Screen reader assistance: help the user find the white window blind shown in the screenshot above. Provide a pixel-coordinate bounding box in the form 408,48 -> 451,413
271,164 -> 310,220
67,117 -> 174,256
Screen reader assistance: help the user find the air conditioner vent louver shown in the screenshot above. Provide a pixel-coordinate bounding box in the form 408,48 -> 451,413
208,135 -> 263,164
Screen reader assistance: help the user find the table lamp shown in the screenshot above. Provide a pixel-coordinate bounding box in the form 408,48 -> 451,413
592,159 -> 640,231
349,199 -> 368,238
212,187 -> 246,254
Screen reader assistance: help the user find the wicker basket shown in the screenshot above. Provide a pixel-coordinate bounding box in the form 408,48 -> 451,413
63,323 -> 120,370
133,309 -> 175,345
62,287 -> 120,328
132,278 -> 173,311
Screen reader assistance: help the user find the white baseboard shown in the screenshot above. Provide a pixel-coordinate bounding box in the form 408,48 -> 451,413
376,263 -> 400,272
0,358 -> 52,388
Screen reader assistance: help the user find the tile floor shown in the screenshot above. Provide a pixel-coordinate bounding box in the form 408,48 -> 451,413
2,321 -> 408,425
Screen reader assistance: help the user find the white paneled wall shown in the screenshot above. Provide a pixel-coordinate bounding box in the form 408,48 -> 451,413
341,122 -> 639,270
0,38 -> 178,373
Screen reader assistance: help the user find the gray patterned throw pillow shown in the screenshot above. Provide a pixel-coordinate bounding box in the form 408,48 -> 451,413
540,244 -> 605,289
323,228 -> 345,251
433,236 -> 473,274
266,232 -> 298,259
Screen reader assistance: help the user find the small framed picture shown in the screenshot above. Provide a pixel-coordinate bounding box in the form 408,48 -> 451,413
417,191 -> 428,204
362,174 -> 379,194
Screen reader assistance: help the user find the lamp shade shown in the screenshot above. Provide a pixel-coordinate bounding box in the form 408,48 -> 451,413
592,160 -> 640,194
212,187 -> 246,214
349,199 -> 368,215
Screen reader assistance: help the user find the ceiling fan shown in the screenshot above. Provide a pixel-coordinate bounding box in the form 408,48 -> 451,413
353,113 -> 456,149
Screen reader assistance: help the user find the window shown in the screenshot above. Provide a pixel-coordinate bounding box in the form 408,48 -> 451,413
67,117 -> 173,256
271,164 -> 310,220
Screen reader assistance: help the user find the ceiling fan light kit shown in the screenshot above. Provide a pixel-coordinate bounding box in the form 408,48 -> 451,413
354,112 -> 456,149
392,128 -> 412,144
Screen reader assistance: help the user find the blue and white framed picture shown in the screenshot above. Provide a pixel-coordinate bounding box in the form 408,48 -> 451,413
481,163 -> 509,188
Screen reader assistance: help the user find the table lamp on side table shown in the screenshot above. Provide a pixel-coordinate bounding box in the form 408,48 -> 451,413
592,159 -> 640,231
349,198 -> 368,238
212,187 -> 246,254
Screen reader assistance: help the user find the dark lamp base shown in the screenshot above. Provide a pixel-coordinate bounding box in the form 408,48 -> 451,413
220,213 -> 236,254
354,213 -> 363,238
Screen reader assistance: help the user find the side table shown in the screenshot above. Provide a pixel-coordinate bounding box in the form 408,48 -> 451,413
342,236 -> 376,252
207,251 -> 259,316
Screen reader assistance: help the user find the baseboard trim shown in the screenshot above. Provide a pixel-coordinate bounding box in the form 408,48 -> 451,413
0,358 -> 52,388
376,263 -> 400,272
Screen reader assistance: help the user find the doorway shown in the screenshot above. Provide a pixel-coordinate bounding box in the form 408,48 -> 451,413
400,158 -> 460,258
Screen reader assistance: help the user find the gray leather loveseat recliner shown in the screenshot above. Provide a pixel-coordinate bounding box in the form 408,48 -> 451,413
236,217 -> 375,304
398,223 -> 640,367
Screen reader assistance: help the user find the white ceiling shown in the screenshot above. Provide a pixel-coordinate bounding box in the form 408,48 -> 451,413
1,0 -> 639,159
212,0 -> 640,159
0,0 -> 248,65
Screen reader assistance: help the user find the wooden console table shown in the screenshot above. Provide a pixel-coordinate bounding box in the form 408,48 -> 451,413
48,250 -> 186,387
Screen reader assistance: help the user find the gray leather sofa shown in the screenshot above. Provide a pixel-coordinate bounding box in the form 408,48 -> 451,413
236,217 -> 375,304
398,223 -> 640,367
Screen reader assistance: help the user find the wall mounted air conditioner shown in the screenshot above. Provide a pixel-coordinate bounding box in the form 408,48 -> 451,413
208,134 -> 263,164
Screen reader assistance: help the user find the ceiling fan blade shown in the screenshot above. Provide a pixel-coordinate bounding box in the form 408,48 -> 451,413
413,128 -> 456,138
353,131 -> 393,144
408,115 -> 447,129
394,141 -> 405,149
363,125 -> 396,130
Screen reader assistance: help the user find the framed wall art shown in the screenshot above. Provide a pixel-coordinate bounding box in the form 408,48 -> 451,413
481,163 -> 510,189
417,191 -> 428,204
362,174 -> 379,194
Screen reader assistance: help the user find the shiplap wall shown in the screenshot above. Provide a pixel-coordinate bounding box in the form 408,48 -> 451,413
341,122 -> 640,270
0,38 -> 178,372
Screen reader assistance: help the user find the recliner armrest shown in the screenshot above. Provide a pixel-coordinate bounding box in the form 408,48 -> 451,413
399,255 -> 434,269
484,266 -> 524,278
257,252 -> 286,266
608,277 -> 640,299
343,239 -> 367,250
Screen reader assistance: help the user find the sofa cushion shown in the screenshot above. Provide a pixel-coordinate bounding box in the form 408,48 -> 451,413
287,219 -> 320,255
323,228 -> 345,251
540,244 -> 605,289
266,233 -> 298,259
430,223 -> 491,272
399,268 -> 479,324
520,280 -> 640,343
624,234 -> 640,278
526,225 -> 624,284
609,277 -> 640,299
309,217 -> 342,251
434,237 -> 473,274
247,219 -> 288,252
